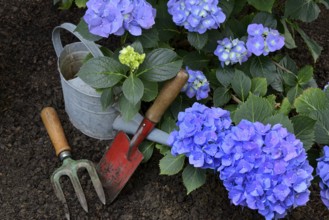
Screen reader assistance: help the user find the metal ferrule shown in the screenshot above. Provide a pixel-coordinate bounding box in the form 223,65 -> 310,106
58,150 -> 72,161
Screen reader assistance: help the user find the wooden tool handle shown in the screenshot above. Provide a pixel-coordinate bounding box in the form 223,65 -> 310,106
41,107 -> 71,156
145,69 -> 189,123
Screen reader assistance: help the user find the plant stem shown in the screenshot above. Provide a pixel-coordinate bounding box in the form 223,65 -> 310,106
231,94 -> 242,104
272,60 -> 295,75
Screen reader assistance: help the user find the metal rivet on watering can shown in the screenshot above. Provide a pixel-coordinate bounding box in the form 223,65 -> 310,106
52,23 -> 119,140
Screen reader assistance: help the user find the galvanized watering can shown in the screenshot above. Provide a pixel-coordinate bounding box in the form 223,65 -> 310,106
52,23 -> 119,140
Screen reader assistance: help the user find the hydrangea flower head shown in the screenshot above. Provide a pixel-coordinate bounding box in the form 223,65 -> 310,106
167,0 -> 226,34
316,146 -> 329,209
246,23 -> 285,56
119,45 -> 145,71
181,67 -> 210,100
84,0 -> 156,37
167,102 -> 232,169
217,120 -> 313,220
214,38 -> 250,66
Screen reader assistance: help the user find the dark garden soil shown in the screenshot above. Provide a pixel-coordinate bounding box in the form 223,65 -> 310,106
1,1 -> 329,219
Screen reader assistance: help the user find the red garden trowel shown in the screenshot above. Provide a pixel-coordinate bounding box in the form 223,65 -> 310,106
97,69 -> 188,203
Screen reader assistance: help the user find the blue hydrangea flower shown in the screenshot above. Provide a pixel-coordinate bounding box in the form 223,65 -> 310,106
323,83 -> 329,92
167,102 -> 232,169
214,38 -> 250,66
217,120 -> 313,220
167,0 -> 226,34
181,67 -> 210,100
246,23 -> 285,56
84,0 -> 156,37
316,146 -> 329,209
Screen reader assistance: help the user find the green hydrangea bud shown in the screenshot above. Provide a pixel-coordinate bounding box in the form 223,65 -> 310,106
119,46 -> 145,72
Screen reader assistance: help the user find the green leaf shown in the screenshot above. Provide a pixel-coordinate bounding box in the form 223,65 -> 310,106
294,88 -> 327,115
139,141 -> 154,163
78,57 -> 127,89
231,69 -> 251,102
291,115 -> 316,151
297,65 -> 313,86
287,85 -> 303,105
139,49 -> 183,82
219,0 -> 235,18
57,0 -> 73,9
216,67 -> 234,87
284,0 -> 320,22
75,0 -> 87,8
233,93 -> 274,124
100,88 -> 114,109
133,28 -> 159,49
183,52 -> 209,70
251,77 -> 267,96
118,95 -> 141,121
278,98 -> 292,115
75,19 -> 103,41
277,56 -> 298,87
122,75 -> 144,105
213,86 -> 232,107
267,94 -> 277,107
130,41 -> 144,54
248,0 -> 275,13
141,80 -> 158,102
264,113 -> 294,133
182,165 -> 207,194
187,32 -> 208,50
294,24 -> 323,63
250,56 -> 277,85
160,116 -> 177,133
313,109 -> 329,145
281,19 -> 297,49
252,12 -> 277,28
159,154 -> 185,175
156,144 -> 171,155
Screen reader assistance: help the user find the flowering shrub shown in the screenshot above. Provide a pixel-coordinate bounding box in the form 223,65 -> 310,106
62,0 -> 329,218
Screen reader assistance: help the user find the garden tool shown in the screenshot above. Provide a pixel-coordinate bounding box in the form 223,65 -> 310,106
41,107 -> 106,220
97,69 -> 188,204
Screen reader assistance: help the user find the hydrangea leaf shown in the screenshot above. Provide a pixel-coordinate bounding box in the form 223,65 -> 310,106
131,28 -> 159,49
77,57 -> 127,89
131,41 -> 144,54
278,97 -> 292,115
247,0 -> 275,13
231,69 -> 251,102
100,87 -> 114,110
183,52 -> 209,70
138,48 -> 183,82
252,12 -> 277,28
160,116 -> 177,133
75,19 -> 103,41
57,0 -> 73,9
213,86 -> 231,107
250,56 -> 277,85
75,0 -> 87,8
297,65 -> 313,86
233,93 -> 274,124
294,88 -> 327,115
251,77 -> 267,96
284,0 -> 320,22
219,0 -> 235,18
287,85 -> 303,105
154,0 -> 177,42
122,75 -> 144,105
118,95 -> 141,121
291,115 -> 316,151
141,80 -> 158,102
187,32 -> 208,50
216,67 -> 234,87
139,141 -> 154,163
264,113 -> 294,133
310,109 -> 329,145
294,24 -> 323,63
156,144 -> 171,156
277,55 -> 298,87
281,19 -> 297,49
182,165 -> 207,195
159,153 -> 185,175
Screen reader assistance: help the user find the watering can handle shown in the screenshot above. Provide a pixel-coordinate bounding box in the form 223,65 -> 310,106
52,22 -> 103,58
41,107 -> 71,157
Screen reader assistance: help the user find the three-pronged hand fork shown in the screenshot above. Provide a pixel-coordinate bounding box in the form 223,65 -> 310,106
41,107 -> 106,220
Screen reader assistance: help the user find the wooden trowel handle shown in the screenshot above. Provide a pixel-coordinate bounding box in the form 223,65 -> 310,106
41,107 -> 71,156
145,69 -> 189,123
